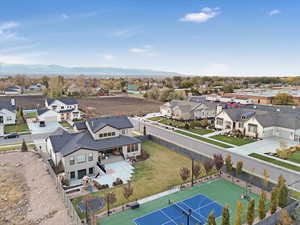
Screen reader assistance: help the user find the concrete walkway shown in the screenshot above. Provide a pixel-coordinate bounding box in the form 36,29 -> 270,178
202,129 -> 231,138
228,137 -> 298,156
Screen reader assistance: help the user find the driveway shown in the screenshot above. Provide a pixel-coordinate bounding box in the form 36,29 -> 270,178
228,137 -> 298,156
27,120 -> 62,135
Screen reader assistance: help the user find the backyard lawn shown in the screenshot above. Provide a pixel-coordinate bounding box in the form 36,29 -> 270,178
211,135 -> 256,146
72,141 -> 210,218
59,121 -> 74,130
24,111 -> 37,118
4,123 -> 29,133
176,130 -> 232,148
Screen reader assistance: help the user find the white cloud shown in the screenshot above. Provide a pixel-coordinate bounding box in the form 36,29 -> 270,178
129,45 -> 152,53
109,26 -> 143,38
0,22 -> 20,41
61,13 -> 70,20
103,55 -> 115,60
268,9 -> 281,16
180,8 -> 220,23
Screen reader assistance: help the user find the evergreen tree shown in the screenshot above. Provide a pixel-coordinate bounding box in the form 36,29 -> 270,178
270,187 -> 278,214
21,139 -> 28,152
225,154 -> 232,173
247,199 -> 255,225
207,211 -> 217,225
258,191 -> 266,220
278,184 -> 288,208
221,205 -> 230,225
234,200 -> 243,225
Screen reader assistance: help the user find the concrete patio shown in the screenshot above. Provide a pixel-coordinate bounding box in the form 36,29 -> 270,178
27,120 -> 62,135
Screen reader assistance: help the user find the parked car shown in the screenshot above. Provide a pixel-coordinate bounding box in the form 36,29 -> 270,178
4,133 -> 19,139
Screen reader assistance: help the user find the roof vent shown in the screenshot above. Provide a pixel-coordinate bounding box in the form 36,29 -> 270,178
293,106 -> 296,109
277,109 -> 280,112
253,105 -> 256,109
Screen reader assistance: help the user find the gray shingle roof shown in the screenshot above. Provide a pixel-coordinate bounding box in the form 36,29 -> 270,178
0,100 -> 16,112
223,107 -> 300,130
74,121 -> 87,130
46,98 -> 78,105
37,108 -> 51,116
49,130 -> 141,156
87,116 -> 133,133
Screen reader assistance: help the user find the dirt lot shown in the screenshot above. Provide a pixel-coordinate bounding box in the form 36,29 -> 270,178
0,151 -> 72,225
0,95 -> 45,109
77,96 -> 162,116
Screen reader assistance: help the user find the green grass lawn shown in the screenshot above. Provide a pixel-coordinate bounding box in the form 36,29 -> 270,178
100,179 -> 261,225
159,118 -> 186,127
287,150 -> 300,164
72,141 -> 211,218
211,135 -> 256,146
176,130 -> 232,148
249,153 -> 300,172
148,116 -> 162,121
4,123 -> 29,133
59,121 -> 73,130
25,111 -> 37,118
187,128 -> 214,135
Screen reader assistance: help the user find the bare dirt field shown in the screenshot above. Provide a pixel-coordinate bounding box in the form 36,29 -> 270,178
77,96 -> 162,116
0,95 -> 45,109
0,151 -> 72,225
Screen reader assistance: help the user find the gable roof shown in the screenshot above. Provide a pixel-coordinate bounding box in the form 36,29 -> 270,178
37,108 -> 52,116
46,98 -> 78,106
0,100 -> 16,112
49,130 -> 141,156
87,116 -> 133,133
4,85 -> 21,92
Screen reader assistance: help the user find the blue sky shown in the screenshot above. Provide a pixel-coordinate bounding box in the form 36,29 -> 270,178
0,0 -> 299,75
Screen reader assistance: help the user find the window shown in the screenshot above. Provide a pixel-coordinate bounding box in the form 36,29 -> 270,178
127,144 -> 138,152
61,106 -> 65,109
108,132 -> 111,137
248,124 -> 257,133
216,118 -> 223,126
239,122 -> 243,128
89,167 -> 94,174
104,133 -> 107,137
112,132 -> 116,136
70,156 -> 75,165
76,155 -> 86,163
99,133 -> 103,138
70,171 -> 75,179
122,130 -> 126,134
88,153 -> 93,161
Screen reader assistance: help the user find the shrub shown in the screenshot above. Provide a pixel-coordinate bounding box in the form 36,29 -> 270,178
113,178 -> 123,186
93,181 -> 109,190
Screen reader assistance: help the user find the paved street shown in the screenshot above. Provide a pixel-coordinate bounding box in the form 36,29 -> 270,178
131,118 -> 300,191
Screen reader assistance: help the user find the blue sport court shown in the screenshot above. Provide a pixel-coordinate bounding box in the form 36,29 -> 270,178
134,194 -> 223,225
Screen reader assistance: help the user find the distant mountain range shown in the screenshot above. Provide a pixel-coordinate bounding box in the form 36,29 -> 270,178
0,63 -> 180,77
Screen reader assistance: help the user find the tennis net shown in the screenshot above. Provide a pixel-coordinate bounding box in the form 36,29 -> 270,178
173,202 -> 203,225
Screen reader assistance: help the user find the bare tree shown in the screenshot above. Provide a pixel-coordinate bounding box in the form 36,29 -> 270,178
213,154 -> 224,173
123,182 -> 133,208
204,159 -> 214,174
179,167 -> 190,186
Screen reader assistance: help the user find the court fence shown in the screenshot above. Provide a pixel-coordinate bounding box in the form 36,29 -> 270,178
37,149 -> 85,225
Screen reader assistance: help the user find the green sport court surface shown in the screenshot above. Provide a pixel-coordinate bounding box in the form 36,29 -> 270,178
100,179 -> 261,225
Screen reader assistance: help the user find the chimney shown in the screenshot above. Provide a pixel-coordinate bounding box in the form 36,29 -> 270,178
216,105 -> 223,114
11,98 -> 15,106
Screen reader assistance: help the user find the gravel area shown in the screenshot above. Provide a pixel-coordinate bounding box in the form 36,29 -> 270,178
0,151 -> 72,225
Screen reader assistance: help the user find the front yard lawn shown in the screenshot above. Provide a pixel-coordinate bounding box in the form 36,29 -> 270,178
187,128 -> 214,135
175,130 -> 232,148
148,116 -> 162,121
4,123 -> 29,133
211,135 -> 256,146
72,141 -> 210,218
287,150 -> 300,164
249,153 -> 300,172
159,118 -> 186,127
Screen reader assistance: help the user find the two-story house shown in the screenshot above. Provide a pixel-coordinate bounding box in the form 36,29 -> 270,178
0,99 -> 16,136
46,116 -> 142,181
45,98 -> 81,121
